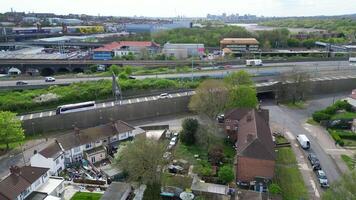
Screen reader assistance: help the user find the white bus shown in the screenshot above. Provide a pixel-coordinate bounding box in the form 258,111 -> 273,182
246,59 -> 263,66
56,101 -> 96,115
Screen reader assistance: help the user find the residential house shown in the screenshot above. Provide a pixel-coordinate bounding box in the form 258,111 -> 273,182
56,120 -> 139,164
234,109 -> 275,189
30,141 -> 65,176
0,166 -> 49,200
92,41 -> 160,60
224,108 -> 251,141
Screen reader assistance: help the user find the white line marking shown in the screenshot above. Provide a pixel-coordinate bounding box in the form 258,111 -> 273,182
128,99 -> 131,104
39,112 -> 43,118
102,103 -> 106,108
20,116 -> 24,120
145,97 -> 148,101
111,102 -> 114,107
136,98 -> 140,102
29,114 -> 33,119
169,94 -> 172,98
177,93 -> 181,97
49,111 -> 53,116
152,97 -> 157,100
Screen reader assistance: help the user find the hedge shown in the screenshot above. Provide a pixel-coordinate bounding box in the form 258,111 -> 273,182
329,130 -> 345,146
312,100 -> 353,122
312,111 -> 331,122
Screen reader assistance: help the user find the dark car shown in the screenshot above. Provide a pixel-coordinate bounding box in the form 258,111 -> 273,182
16,81 -> 28,86
308,153 -> 322,169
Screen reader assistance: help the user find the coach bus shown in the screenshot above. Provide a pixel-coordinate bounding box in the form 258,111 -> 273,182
56,101 -> 96,115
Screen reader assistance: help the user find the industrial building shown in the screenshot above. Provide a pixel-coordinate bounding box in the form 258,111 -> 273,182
124,20 -> 192,33
220,38 -> 259,54
162,43 -> 205,59
92,41 -> 160,60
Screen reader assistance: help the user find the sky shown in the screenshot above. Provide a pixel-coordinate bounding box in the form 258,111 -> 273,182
1,0 -> 356,18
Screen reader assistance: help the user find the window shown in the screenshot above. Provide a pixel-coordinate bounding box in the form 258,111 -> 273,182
91,157 -> 95,163
85,143 -> 91,149
74,147 -> 81,153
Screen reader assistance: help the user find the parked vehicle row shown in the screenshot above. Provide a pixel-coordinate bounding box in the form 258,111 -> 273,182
298,134 -> 329,188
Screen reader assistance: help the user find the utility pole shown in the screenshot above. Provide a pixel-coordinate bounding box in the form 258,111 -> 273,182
191,59 -> 194,81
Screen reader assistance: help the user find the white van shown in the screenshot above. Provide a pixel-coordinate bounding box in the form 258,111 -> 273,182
297,134 -> 310,149
246,59 -> 263,66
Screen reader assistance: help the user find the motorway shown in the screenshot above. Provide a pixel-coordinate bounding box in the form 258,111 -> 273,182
0,60 -> 355,87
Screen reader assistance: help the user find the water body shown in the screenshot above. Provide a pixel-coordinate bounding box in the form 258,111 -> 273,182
229,23 -> 324,33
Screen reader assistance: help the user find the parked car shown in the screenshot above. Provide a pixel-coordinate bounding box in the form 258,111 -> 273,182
297,134 -> 310,149
159,93 -> 169,99
308,153 -> 319,166
45,77 -> 56,82
217,114 -> 225,123
312,163 -> 322,171
168,165 -> 184,174
16,81 -> 28,86
169,137 -> 178,146
316,170 -> 329,188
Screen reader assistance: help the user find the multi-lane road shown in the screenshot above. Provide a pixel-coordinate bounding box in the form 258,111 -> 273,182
0,60 -> 355,87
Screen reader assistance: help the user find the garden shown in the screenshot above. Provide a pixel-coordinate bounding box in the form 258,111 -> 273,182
312,100 -> 356,147
70,192 -> 102,200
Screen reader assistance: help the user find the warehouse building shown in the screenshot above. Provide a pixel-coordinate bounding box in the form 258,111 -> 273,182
162,43 -> 205,59
220,38 -> 259,54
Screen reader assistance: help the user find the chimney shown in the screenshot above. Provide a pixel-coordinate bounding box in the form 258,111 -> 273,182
10,166 -> 21,175
33,150 -> 37,155
74,127 -> 80,136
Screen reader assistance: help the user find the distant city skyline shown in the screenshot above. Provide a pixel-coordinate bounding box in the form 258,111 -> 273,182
1,0 -> 356,18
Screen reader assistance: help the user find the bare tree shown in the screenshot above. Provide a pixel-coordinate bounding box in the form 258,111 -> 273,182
277,70 -> 311,103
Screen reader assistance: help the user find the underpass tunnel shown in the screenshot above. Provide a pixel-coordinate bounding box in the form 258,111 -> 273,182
72,68 -> 84,73
57,67 -> 71,74
257,91 -> 276,100
40,68 -> 55,76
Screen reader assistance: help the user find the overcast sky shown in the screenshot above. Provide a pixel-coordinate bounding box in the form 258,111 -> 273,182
1,0 -> 355,17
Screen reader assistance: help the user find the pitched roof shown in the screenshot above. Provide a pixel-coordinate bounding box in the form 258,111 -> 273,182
225,108 -> 251,121
0,166 -> 49,200
236,109 -> 275,161
220,38 -> 259,45
93,41 -> 160,52
39,141 -> 63,159
57,120 -> 135,151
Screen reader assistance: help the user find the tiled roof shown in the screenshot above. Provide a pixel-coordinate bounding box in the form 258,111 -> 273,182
93,41 -> 160,52
236,109 -> 275,161
0,166 -> 49,200
57,120 -> 135,151
39,141 -> 63,159
225,108 -> 251,121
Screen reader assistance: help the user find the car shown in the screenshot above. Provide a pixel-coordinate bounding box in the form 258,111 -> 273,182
168,164 -> 184,174
16,81 -> 28,86
159,93 -> 169,99
173,132 -> 179,137
308,153 -> 320,167
217,114 -> 225,123
45,77 -> 56,82
316,170 -> 329,188
312,163 -> 322,171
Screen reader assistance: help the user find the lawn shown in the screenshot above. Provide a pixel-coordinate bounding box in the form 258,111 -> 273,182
306,118 -> 318,125
285,101 -> 306,109
331,112 -> 356,120
70,192 -> 102,200
161,172 -> 193,189
274,147 -> 309,200
341,154 -> 355,170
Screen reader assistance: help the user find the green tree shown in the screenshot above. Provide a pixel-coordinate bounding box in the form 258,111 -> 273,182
180,118 -> 199,146
224,70 -> 253,87
322,170 -> 356,200
0,111 -> 25,150
123,66 -> 133,75
218,166 -> 234,184
189,80 -> 228,119
119,72 -> 129,80
115,137 -> 165,184
109,65 -> 121,76
226,85 -> 258,109
89,65 -> 98,73
268,183 -> 282,195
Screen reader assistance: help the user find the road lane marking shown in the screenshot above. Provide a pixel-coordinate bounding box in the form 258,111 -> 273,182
111,102 -> 114,107
39,112 -> 43,118
20,116 -> 24,121
169,94 -> 172,98
49,111 -> 53,116
137,98 -> 140,102
102,103 -> 106,108
177,93 -> 181,97
128,99 -> 131,104
29,114 -> 33,120
145,97 -> 148,101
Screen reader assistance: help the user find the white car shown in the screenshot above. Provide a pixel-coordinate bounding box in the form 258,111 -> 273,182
45,77 -> 56,82
159,93 -> 169,99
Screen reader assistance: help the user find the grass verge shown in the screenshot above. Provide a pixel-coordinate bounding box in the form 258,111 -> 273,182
306,118 -> 318,125
70,192 -> 102,200
274,147 -> 309,200
341,154 -> 355,170
284,101 -> 306,109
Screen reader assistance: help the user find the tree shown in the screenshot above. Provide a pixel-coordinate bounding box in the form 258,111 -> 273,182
180,118 -> 199,145
115,137 -> 165,184
224,70 -> 253,87
0,111 -> 25,150
268,183 -> 282,195
189,79 -> 228,119
218,166 -> 234,184
322,170 -> 356,200
89,65 -> 98,73
208,146 -> 225,165
109,65 -> 121,76
226,85 -> 258,109
123,66 -> 133,75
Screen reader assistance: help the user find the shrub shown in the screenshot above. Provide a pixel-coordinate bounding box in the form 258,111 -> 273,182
180,118 -> 199,145
118,72 -> 129,80
312,111 -> 331,122
269,183 -> 282,194
218,166 -> 234,184
334,100 -> 353,112
330,131 -> 345,146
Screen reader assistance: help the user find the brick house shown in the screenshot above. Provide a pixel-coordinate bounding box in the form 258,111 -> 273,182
234,109 -> 275,185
